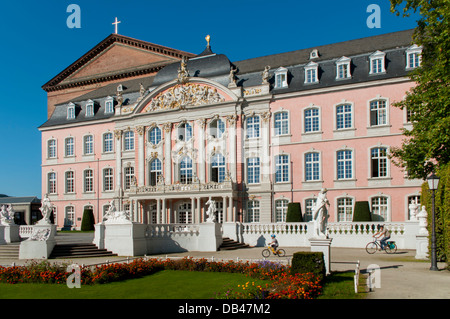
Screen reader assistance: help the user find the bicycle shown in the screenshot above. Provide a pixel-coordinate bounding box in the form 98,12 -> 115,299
262,246 -> 286,258
365,237 -> 397,254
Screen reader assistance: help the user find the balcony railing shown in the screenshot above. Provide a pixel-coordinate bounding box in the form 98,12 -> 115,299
129,180 -> 235,195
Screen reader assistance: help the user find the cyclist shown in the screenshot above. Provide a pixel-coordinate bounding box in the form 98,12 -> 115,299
269,234 -> 279,252
374,225 -> 391,250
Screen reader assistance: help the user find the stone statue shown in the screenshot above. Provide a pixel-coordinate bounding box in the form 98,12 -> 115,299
262,66 -> 270,84
417,205 -> 429,235
409,199 -> 419,221
205,197 -> 217,223
311,188 -> 330,238
228,67 -> 238,87
177,56 -> 189,84
37,194 -> 54,225
0,204 -> 15,225
103,200 -> 131,224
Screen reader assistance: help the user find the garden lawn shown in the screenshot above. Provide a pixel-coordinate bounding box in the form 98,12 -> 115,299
0,270 -> 269,299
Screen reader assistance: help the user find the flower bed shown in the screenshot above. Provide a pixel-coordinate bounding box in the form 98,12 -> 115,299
0,258 -> 322,299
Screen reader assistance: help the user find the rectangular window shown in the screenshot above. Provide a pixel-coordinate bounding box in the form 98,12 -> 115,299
48,172 -> 56,194
246,200 -> 260,223
337,63 -> 349,79
124,167 -> 135,190
84,135 -> 94,155
48,140 -> 57,158
275,199 -> 288,223
371,147 -> 388,178
103,168 -> 114,191
86,103 -> 94,117
84,170 -> 94,193
65,171 -> 75,193
306,68 -> 317,83
337,150 -> 353,180
246,116 -> 260,139
124,131 -> 134,151
247,157 -> 260,184
65,137 -> 74,157
67,106 -> 75,119
274,112 -> 289,136
371,58 -> 383,74
275,73 -> 287,88
305,153 -> 320,181
304,108 -> 319,133
337,197 -> 353,222
105,100 -> 114,114
304,198 -> 316,222
408,52 -> 421,69
65,206 -> 75,226
275,155 -> 289,183
103,133 -> 113,153
370,100 -> 387,126
371,197 -> 388,221
336,104 -> 352,129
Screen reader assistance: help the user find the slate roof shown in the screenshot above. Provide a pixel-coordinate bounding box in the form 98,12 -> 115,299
0,197 -> 41,205
40,29 -> 415,129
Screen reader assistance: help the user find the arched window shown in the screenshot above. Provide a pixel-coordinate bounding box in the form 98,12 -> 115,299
211,154 -> 226,183
210,119 -> 225,138
337,197 -> 354,222
149,127 -> 162,145
178,123 -> 192,142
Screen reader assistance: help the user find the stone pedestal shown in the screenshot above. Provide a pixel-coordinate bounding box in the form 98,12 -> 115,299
103,222 -> 147,256
93,223 -> 105,249
0,226 -> 6,245
197,222 -> 222,252
3,224 -> 20,243
19,224 -> 57,260
415,234 -> 429,260
309,237 -> 333,275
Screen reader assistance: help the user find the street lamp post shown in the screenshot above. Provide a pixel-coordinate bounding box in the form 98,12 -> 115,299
427,172 -> 440,271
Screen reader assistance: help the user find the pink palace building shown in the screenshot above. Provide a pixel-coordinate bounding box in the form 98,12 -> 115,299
39,29 -> 423,230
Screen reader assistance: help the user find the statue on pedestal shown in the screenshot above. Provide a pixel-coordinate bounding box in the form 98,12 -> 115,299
311,188 -> 330,238
409,199 -> 419,221
103,200 -> 131,224
0,204 -> 15,225
37,194 -> 54,225
205,197 -> 217,223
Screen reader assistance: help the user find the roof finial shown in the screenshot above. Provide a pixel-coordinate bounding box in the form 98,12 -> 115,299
205,35 -> 211,47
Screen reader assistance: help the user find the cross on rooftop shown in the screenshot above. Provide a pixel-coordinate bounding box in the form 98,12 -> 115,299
112,17 -> 121,34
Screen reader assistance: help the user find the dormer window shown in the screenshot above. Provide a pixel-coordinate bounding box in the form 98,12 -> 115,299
310,49 -> 319,60
369,51 -> 386,74
336,57 -> 351,80
305,62 -> 319,84
67,103 -> 75,120
86,100 -> 94,117
274,67 -> 288,88
406,44 -> 422,69
105,97 -> 114,114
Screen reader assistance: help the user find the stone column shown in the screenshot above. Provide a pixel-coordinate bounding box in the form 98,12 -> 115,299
222,197 -> 227,223
163,123 -> 172,185
227,115 -> 237,182
261,111 -> 271,182
197,197 -> 201,223
156,199 -> 161,224
162,199 -> 167,224
114,130 -> 123,210
197,119 -> 206,183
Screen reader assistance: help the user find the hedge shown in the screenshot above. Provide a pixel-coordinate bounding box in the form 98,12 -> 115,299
81,208 -> 95,231
352,201 -> 372,222
286,202 -> 303,222
290,252 -> 325,281
421,163 -> 450,269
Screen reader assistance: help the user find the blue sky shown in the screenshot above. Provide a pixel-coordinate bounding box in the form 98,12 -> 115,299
0,0 -> 420,197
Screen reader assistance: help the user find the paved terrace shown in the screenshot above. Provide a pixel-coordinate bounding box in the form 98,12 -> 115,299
1,232 -> 449,299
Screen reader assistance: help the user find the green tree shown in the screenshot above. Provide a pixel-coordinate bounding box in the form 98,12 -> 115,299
81,208 -> 95,231
352,201 -> 372,222
286,202 -> 303,222
389,0 -> 450,179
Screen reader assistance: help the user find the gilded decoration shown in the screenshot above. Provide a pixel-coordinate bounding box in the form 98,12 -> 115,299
143,83 -> 226,112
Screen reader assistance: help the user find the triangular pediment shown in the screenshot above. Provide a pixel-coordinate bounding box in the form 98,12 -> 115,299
42,34 -> 195,92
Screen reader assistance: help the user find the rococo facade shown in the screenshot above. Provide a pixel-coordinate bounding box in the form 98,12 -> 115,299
39,29 -> 423,229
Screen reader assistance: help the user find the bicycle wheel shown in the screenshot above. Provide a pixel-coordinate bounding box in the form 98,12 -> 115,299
365,242 -> 378,254
276,249 -> 286,257
385,243 -> 397,254
262,249 -> 271,258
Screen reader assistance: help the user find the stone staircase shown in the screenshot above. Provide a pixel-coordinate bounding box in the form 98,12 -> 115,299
49,243 -> 118,259
219,237 -> 250,251
0,242 -> 20,260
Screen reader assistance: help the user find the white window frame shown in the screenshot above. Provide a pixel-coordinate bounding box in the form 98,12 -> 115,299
368,97 -> 389,127
47,172 -> 57,194
369,51 -> 386,74
336,196 -> 354,222
274,67 -> 288,88
149,158 -> 162,186
85,100 -> 94,117
103,132 -> 114,153
83,134 -> 94,155
336,56 -> 351,80
275,198 -> 289,223
67,103 -> 76,120
124,166 -> 135,190
275,154 -> 289,183
370,195 -> 390,221
246,200 -> 260,223
370,146 -> 389,178
64,206 -> 75,227
65,170 -> 75,194
336,149 -> 354,180
47,139 -> 57,159
149,126 -> 162,145
303,106 -> 321,133
247,157 -> 261,184
211,153 -> 226,183
103,167 -> 114,192
84,169 -> 94,193
304,152 -> 321,182
335,103 -> 353,130
405,44 -> 422,69
304,198 -> 316,222
179,156 -> 193,184
105,97 -> 114,114
124,130 -> 135,151
64,137 -> 75,157
304,62 -> 319,84
177,122 -> 193,142
209,118 -> 226,139
273,111 -> 289,136
246,115 -> 260,139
